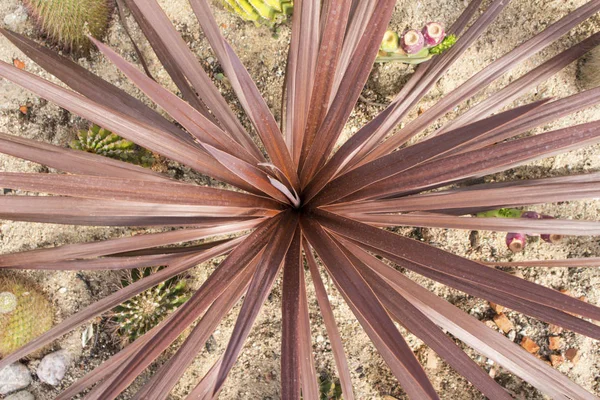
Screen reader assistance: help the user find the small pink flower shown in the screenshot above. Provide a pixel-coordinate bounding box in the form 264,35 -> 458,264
401,29 -> 425,54
422,22 -> 446,47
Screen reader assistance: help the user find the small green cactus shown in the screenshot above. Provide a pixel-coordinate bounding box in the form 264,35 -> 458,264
23,0 -> 114,53
0,274 -> 55,357
221,0 -> 293,25
111,268 -> 189,344
70,124 -> 154,167
318,372 -> 343,400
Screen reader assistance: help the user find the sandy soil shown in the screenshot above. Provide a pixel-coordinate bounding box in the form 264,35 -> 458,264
1,0 -> 600,399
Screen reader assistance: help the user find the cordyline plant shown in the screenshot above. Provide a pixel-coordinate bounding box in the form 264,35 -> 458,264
2,0 -> 600,398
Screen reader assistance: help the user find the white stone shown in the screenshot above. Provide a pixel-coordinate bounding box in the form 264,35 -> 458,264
5,391 -> 35,400
0,363 -> 32,395
36,350 -> 72,386
2,6 -> 28,32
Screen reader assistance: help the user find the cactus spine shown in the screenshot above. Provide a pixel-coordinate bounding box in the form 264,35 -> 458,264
111,268 -> 189,344
23,0 -> 114,53
0,274 -> 54,357
70,124 -> 154,167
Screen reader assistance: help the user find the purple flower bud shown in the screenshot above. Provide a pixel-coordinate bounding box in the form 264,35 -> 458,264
539,214 -> 563,243
506,232 -> 526,253
541,233 -> 563,244
520,211 -> 540,219
401,29 -> 425,54
422,22 -> 445,47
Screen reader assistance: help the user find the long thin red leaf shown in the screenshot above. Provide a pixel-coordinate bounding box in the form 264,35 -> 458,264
344,242 -> 596,400
315,210 -> 600,336
121,0 -> 216,120
281,227 -> 302,400
0,62 -> 256,192
0,220 -> 257,268
0,28 -> 197,146
85,215 -> 282,399
0,131 -> 167,182
307,100 -> 547,205
484,258 -> 600,267
338,239 -> 512,400
299,0 -> 397,186
326,173 -> 600,215
346,119 -> 600,202
303,240 -> 355,400
0,173 -> 282,209
354,212 -> 600,236
0,239 -> 238,371
131,259 -> 256,400
298,0 -> 352,169
91,37 -> 262,165
127,0 -> 260,158
0,196 -> 268,226
301,216 -> 439,399
188,0 -> 299,189
298,258 -> 319,400
211,214 -> 300,396
283,0 -> 320,164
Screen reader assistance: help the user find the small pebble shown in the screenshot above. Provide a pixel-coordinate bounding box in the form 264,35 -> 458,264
493,313 -> 514,333
507,330 -> 516,341
520,337 -> 540,354
548,324 -> 563,335
2,6 -> 28,31
489,302 -> 504,314
550,354 -> 564,367
5,391 -> 35,400
565,348 -> 581,366
36,350 -> 72,386
58,287 -> 67,294
0,363 -> 32,395
548,336 -> 562,351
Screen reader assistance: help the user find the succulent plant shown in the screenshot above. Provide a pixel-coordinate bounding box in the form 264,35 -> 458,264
0,274 -> 54,357
2,0 -> 600,399
70,124 -> 154,166
221,0 -> 293,25
377,23 -> 456,64
23,0 -> 114,53
318,372 -> 343,400
477,209 -> 564,252
111,268 -> 189,344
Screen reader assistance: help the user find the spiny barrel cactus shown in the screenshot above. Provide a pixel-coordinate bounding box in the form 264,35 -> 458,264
221,0 -> 293,25
23,0 -> 114,53
111,268 -> 189,344
0,274 -> 54,357
70,124 -> 154,167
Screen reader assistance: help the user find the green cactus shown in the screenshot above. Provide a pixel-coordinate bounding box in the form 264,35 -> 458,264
23,0 -> 114,53
318,372 -> 343,400
70,124 -> 154,167
111,268 -> 189,344
221,0 -> 293,25
377,31 -> 457,65
0,274 -> 55,357
429,34 -> 457,55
